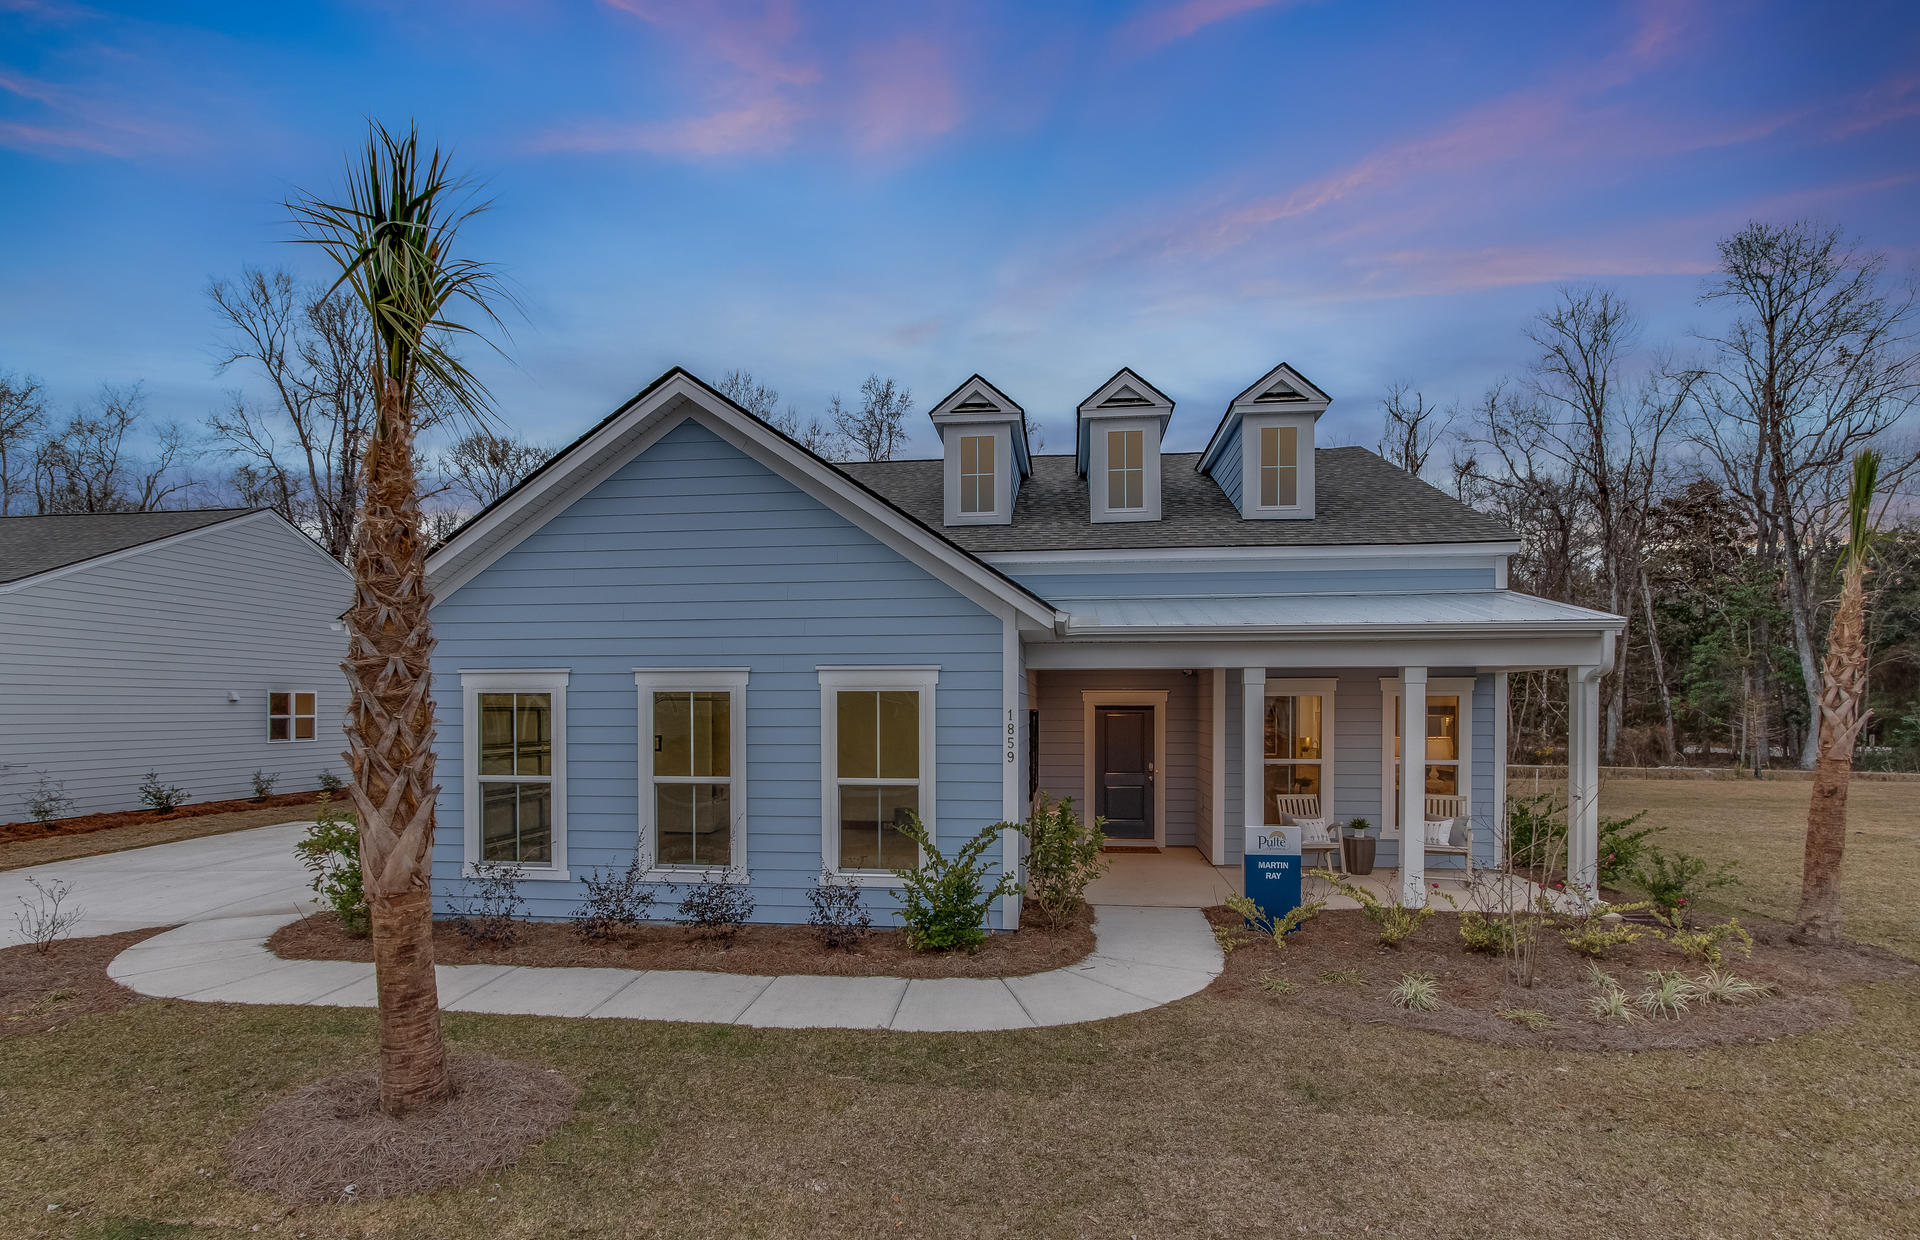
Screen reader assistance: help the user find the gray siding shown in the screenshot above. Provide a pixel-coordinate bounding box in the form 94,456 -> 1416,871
429,418 -> 1008,928
0,514 -> 351,817
1208,418 -> 1244,509
1033,669 -> 1200,848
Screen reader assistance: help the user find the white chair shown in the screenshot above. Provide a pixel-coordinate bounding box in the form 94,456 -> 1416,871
1421,794 -> 1473,879
1274,793 -> 1342,874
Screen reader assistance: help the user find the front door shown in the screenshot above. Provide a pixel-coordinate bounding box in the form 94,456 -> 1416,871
1095,706 -> 1154,840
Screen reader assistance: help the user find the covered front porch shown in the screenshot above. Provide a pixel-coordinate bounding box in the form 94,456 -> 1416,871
1082,845 -> 1563,912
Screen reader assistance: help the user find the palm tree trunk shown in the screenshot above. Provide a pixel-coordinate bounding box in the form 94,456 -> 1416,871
1797,555 -> 1869,944
343,382 -> 448,1113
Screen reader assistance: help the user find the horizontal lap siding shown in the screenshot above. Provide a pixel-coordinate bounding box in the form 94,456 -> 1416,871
0,517 -> 350,817
1033,669 -> 1200,848
429,418 -> 1005,928
1007,561 -> 1498,601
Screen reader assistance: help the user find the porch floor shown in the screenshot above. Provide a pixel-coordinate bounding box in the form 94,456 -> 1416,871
1083,847 -> 1558,912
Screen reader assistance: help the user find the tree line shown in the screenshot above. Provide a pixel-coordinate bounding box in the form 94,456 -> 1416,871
1381,219 -> 1918,772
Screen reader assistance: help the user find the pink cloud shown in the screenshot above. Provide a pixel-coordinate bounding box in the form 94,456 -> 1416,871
538,97 -> 801,157
1113,0 -> 1306,56
0,67 -> 196,158
846,35 -> 963,153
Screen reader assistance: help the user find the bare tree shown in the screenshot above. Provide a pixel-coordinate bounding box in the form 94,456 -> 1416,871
716,368 -> 839,457
0,368 -> 46,516
1377,382 -> 1453,477
440,430 -> 552,509
833,374 -> 913,462
32,383 -> 197,514
1691,220 -> 1920,767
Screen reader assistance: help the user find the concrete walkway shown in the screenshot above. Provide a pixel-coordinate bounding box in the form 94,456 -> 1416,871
109,904 -> 1222,1031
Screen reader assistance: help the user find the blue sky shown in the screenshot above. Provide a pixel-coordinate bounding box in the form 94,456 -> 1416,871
3,0 -> 1917,460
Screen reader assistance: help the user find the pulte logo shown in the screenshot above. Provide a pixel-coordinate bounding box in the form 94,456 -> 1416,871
1255,831 -> 1289,851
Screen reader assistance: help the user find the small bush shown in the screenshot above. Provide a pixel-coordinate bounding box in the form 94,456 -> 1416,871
805,867 -> 873,949
1635,969 -> 1693,1019
1561,916 -> 1645,959
293,793 -> 368,936
676,869 -> 755,942
450,864 -> 527,948
316,770 -> 345,794
1317,967 -> 1365,986
1597,811 -> 1661,888
1497,1007 -> 1554,1031
23,773 -> 76,826
1258,969 -> 1299,995
249,769 -> 281,800
12,876 -> 84,953
1224,891 -> 1325,951
1583,963 -> 1637,1021
890,816 -> 1019,953
1390,971 -> 1441,1012
1213,925 -> 1254,954
137,770 -> 189,813
1691,968 -> 1775,1004
1668,916 -> 1754,966
1459,910 -> 1524,955
1016,795 -> 1108,929
1312,869 -> 1434,947
1632,847 -> 1738,915
571,856 -> 661,941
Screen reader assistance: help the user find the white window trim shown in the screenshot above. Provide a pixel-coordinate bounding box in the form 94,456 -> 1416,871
1377,676 -> 1474,838
1263,678 -> 1338,824
634,668 -> 749,883
1080,689 -> 1169,848
942,423 -> 1014,526
1240,412 -> 1316,519
1087,414 -> 1162,523
959,433 -> 996,516
819,665 -> 939,886
267,689 -> 319,744
461,668 -> 570,881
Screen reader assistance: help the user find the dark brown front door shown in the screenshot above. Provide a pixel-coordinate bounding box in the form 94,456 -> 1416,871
1095,706 -> 1154,840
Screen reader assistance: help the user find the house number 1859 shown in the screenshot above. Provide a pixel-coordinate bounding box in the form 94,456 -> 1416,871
1006,709 -> 1017,764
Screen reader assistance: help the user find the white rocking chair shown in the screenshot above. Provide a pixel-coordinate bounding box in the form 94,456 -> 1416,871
1420,794 -> 1473,879
1273,793 -> 1342,874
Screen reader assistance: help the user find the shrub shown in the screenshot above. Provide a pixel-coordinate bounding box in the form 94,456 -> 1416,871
1213,925 -> 1254,954
1560,916 -> 1646,959
450,864 -> 527,948
137,770 -> 189,813
1313,869 -> 1434,947
1691,968 -> 1774,1004
1224,891 -> 1325,951
316,770 -> 345,794
23,773 -> 76,827
1597,811 -> 1661,888
293,793 -> 368,936
1389,971 -> 1441,1012
1583,963 -> 1637,1021
676,868 -> 755,942
1635,969 -> 1694,1019
1632,848 -> 1738,915
1459,910 -> 1524,955
1258,969 -> 1299,995
1668,916 -> 1754,966
890,815 -> 1019,953
1497,1008 -> 1553,1032
1506,794 -> 1664,888
571,856 -> 661,941
1016,795 -> 1108,929
1317,967 -> 1364,986
805,867 -> 873,949
249,769 -> 280,799
12,876 -> 84,953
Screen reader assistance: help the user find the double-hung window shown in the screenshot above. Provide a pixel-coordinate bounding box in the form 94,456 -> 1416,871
1263,681 -> 1336,817
636,669 -> 748,875
1107,428 -> 1144,510
959,434 -> 995,515
462,670 -> 568,876
1258,425 -> 1298,508
269,691 -> 316,742
1380,677 -> 1474,835
820,667 -> 936,879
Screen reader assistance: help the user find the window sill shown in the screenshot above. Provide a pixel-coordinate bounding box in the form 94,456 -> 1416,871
639,866 -> 748,886
463,863 -> 572,882
829,870 -> 908,889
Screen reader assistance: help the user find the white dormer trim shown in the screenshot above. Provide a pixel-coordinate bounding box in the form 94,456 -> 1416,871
1196,361 -> 1331,478
942,422 -> 1014,526
1077,368 -> 1173,525
1239,412 -> 1317,520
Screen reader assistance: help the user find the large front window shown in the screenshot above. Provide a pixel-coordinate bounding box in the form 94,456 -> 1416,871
959,433 -> 995,514
1263,680 -> 1336,822
1259,424 -> 1298,507
821,668 -> 936,876
1107,428 -> 1144,510
477,691 -> 554,865
636,670 -> 748,872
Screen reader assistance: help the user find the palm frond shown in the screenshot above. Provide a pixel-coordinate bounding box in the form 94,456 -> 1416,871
1847,449 -> 1881,571
286,120 -> 514,435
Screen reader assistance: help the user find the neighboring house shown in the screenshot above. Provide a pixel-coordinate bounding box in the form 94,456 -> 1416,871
426,366 -> 1621,929
0,508 -> 352,818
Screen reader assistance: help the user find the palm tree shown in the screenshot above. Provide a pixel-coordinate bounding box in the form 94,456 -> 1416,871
291,123 -> 506,1113
1796,450 -> 1881,944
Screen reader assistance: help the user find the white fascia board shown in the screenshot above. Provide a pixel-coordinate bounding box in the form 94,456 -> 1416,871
1022,632 -> 1615,672
0,508 -> 315,596
979,541 -> 1523,572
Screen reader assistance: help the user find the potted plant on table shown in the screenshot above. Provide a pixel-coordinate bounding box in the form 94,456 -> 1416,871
1342,818 -> 1377,875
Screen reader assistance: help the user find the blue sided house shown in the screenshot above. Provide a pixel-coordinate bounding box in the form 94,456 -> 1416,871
424,366 -> 1622,931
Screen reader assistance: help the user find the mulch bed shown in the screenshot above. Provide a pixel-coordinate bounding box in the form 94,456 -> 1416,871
1,927 -> 169,1037
227,1053 -> 578,1202
1205,905 -> 1916,1051
0,790 -> 324,843
271,905 -> 1097,980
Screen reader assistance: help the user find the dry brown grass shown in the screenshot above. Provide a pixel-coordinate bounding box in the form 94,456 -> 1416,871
0,803 -> 320,872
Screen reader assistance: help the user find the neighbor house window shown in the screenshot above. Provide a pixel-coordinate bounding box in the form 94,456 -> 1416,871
268,691 -> 317,742
1380,678 -> 1473,835
959,434 -> 995,514
1259,425 -> 1298,507
820,667 -> 937,877
462,670 -> 568,875
1107,428 -> 1144,509
636,669 -> 748,873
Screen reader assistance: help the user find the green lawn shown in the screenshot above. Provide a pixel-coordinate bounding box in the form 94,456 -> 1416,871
2,778 -> 1916,1239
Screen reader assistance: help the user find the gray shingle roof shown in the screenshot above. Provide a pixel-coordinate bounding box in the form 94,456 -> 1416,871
0,508 -> 256,585
840,447 -> 1516,553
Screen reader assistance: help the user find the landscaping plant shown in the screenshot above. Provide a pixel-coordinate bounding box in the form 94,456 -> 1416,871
1258,969 -> 1299,995
676,868 -> 755,942
12,876 -> 83,953
571,857 -> 661,941
1389,971 -> 1441,1012
293,121 -> 508,1113
294,793 -> 369,936
1014,795 -> 1108,929
316,770 -> 345,794
250,769 -> 281,799
805,867 -> 872,949
1311,869 -> 1433,947
1691,968 -> 1774,1004
1457,909 -> 1524,956
450,865 -> 527,949
1666,915 -> 1754,966
889,815 -> 1019,953
23,773 -> 75,827
1497,1008 -> 1554,1032
1584,969 -> 1637,1022
137,770 -> 189,813
1224,891 -> 1325,951
1635,969 -> 1694,1019
1632,847 -> 1738,916
1559,916 -> 1645,959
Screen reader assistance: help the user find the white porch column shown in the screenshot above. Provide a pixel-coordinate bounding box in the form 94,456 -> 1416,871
1242,667 -> 1266,834
1567,665 -> 1601,900
1399,665 -> 1428,908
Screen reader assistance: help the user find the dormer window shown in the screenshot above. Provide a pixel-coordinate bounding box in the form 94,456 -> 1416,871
1197,362 -> 1331,520
959,434 -> 995,514
1257,425 -> 1298,508
928,375 -> 1030,527
1078,369 -> 1173,524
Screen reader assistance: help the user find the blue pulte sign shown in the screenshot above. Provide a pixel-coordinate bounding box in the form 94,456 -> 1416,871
1242,824 -> 1303,926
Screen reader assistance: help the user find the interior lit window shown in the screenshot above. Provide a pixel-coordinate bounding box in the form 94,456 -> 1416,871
1259,425 -> 1298,507
1107,428 -> 1144,509
1263,693 -> 1325,809
268,691 -> 316,742
959,433 -> 995,514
